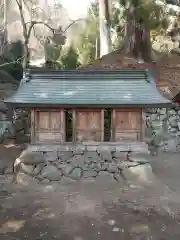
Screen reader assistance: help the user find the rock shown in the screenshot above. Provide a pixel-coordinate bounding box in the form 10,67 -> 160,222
0,167 -> 7,174
44,151 -> 58,162
41,165 -> 62,181
72,156 -> 86,167
94,163 -> 102,172
20,163 -> 34,174
32,164 -> 44,176
83,169 -> 97,178
18,150 -> 45,165
100,150 -> 112,162
100,162 -> 109,171
84,151 -> 99,164
41,179 -> 50,184
113,172 -> 123,182
61,165 -> 74,177
16,172 -> 38,185
123,163 -> 154,183
107,163 -> 118,173
169,120 -> 178,128
58,151 -> 74,162
4,167 -> 13,174
129,157 -> 149,164
68,167 -> 82,180
118,161 -> 139,169
112,151 -> 127,160
73,145 -> 85,155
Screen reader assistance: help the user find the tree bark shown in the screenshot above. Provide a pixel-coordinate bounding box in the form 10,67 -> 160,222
124,5 -> 152,62
99,0 -> 112,57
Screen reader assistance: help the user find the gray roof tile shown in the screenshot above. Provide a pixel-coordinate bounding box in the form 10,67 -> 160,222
5,69 -> 171,107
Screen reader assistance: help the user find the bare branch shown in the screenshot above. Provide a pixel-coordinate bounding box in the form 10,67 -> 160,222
63,18 -> 86,33
27,21 -> 55,40
15,0 -> 28,39
0,55 -> 25,68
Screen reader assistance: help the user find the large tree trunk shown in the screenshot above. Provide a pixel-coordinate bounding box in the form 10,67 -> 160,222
124,5 -> 152,62
23,40 -> 30,68
99,0 -> 112,57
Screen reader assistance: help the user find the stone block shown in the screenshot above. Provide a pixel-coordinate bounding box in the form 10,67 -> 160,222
58,151 -> 74,162
41,165 -> 62,181
84,151 -> 100,164
123,163 -> 153,183
107,163 -> 118,173
20,163 -> 34,174
68,167 -> 82,180
44,151 -> 58,162
99,150 -> 112,162
18,150 -> 45,165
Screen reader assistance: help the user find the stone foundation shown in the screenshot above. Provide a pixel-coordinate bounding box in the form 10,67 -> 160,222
146,105 -> 180,152
13,142 -> 153,184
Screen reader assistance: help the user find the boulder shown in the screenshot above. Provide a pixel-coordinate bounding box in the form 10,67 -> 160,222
44,151 -> 58,162
118,161 -> 139,169
112,151 -> 127,160
16,172 -> 38,186
18,150 -> 45,165
41,165 -> 62,181
68,167 -> 82,180
107,163 -> 118,173
58,151 -> 74,162
84,151 -> 100,164
99,150 -> 112,162
128,157 -> 149,164
20,163 -> 34,174
123,163 -> 154,183
61,165 -> 75,177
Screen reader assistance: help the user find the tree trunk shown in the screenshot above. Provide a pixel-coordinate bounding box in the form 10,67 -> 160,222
124,5 -> 152,62
23,40 -> 30,68
99,0 -> 112,57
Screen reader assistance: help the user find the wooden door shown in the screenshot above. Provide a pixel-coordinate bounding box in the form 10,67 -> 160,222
35,110 -> 65,143
76,109 -> 102,142
115,110 -> 141,141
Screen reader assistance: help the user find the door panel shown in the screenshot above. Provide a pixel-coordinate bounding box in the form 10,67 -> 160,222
115,110 -> 141,141
76,109 -> 101,141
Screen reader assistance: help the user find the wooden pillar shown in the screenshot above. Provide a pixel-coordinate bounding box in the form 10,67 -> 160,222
100,109 -> 104,142
31,109 -> 35,144
72,109 -> 76,143
60,109 -> 65,142
111,109 -> 116,141
140,109 -> 145,141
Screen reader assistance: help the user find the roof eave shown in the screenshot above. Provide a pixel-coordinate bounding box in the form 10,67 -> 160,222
5,102 -> 172,108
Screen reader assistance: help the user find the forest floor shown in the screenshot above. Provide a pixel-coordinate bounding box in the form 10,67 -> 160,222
0,145 -> 180,239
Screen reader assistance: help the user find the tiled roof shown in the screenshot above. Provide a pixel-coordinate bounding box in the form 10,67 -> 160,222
5,69 -> 171,107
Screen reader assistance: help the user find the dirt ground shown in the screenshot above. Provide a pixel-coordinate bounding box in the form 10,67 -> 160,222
0,145 -> 180,239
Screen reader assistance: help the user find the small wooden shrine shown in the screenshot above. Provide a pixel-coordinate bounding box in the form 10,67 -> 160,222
5,69 -> 170,144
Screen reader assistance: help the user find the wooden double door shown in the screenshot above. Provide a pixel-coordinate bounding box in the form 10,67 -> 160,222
114,109 -> 142,141
76,109 -> 103,141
